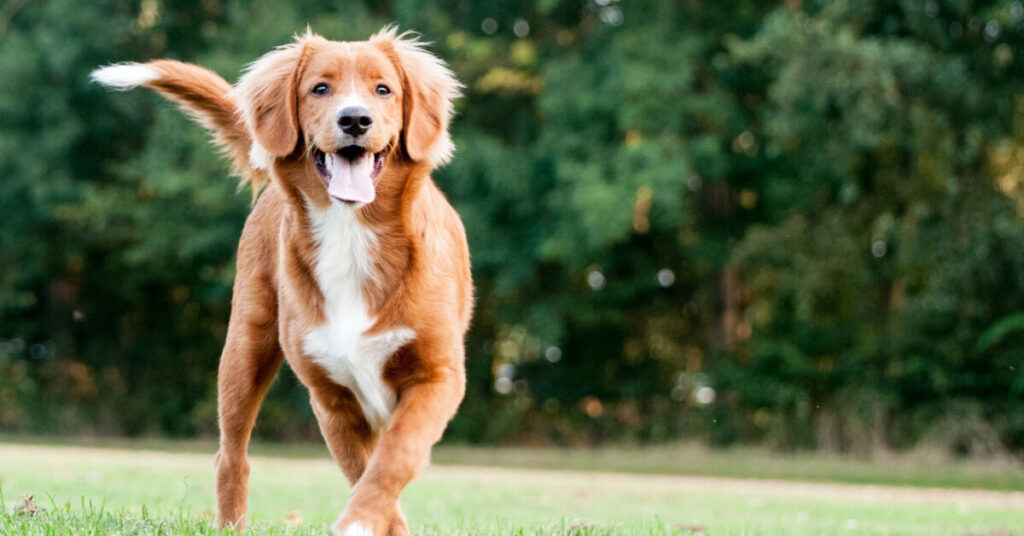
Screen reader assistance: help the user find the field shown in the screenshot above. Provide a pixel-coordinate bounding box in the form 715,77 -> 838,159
1,440 -> 1023,535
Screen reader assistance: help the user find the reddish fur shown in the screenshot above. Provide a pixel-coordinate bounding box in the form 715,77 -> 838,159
103,29 -> 472,536
138,60 -> 270,195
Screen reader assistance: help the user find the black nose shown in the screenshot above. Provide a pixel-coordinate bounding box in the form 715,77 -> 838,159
337,106 -> 373,136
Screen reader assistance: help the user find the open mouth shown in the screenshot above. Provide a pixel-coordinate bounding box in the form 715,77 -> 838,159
313,145 -> 387,204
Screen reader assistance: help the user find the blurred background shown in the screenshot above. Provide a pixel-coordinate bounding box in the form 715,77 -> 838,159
1,0 -> 1023,460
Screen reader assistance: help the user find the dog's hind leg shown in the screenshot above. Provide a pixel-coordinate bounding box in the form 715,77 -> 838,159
214,273 -> 281,531
310,385 -> 414,536
309,384 -> 377,486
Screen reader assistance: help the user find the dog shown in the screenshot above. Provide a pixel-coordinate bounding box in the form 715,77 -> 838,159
92,27 -> 472,536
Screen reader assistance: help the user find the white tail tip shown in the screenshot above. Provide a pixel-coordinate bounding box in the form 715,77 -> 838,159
91,63 -> 159,90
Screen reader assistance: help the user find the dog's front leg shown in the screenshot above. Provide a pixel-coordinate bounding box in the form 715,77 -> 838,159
213,278 -> 282,531
331,363 -> 465,536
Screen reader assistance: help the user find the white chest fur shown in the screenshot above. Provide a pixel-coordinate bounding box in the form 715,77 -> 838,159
302,203 -> 414,431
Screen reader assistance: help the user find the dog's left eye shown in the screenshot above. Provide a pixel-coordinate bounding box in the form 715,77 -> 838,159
311,83 -> 330,96
375,84 -> 392,97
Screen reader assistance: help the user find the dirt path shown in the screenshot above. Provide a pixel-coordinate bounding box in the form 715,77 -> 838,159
432,464 -> 1024,509
3,443 -> 1022,510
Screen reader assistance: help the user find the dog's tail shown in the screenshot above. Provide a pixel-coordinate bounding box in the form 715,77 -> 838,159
91,60 -> 269,196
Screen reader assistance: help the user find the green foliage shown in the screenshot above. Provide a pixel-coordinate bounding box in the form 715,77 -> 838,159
1,0 -> 1023,454
718,0 -> 1024,455
977,312 -> 1024,353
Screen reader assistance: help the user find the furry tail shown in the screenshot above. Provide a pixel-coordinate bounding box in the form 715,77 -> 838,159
91,60 -> 269,195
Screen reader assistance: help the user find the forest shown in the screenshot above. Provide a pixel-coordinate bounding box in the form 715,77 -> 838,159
1,0 -> 1023,457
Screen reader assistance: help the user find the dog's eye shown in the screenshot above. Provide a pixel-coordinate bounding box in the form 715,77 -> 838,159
311,83 -> 330,96
375,84 -> 392,97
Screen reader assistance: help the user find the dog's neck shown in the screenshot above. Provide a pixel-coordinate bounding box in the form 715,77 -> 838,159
271,155 -> 421,318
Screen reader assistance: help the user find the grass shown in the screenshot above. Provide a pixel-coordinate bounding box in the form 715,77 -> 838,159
3,434 -> 1022,491
430,443 -> 1024,492
1,440 -> 1023,535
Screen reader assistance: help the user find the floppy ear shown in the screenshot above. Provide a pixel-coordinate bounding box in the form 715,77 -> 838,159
373,28 -> 462,167
234,36 -> 316,158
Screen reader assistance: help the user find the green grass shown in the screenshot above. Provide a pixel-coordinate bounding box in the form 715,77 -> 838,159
430,443 -> 1024,492
1,441 -> 1023,535
3,434 -> 1022,491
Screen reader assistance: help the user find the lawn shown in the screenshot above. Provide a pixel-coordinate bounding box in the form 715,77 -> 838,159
1,441 -> 1022,535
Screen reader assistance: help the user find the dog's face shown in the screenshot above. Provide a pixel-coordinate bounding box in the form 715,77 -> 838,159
300,42 -> 402,204
236,29 -> 460,206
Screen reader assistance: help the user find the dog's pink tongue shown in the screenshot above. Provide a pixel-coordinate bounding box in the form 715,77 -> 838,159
326,152 -> 375,204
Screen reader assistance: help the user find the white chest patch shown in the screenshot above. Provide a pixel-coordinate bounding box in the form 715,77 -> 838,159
302,203 -> 414,431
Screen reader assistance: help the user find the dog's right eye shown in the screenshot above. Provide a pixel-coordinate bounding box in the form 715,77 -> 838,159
311,83 -> 330,96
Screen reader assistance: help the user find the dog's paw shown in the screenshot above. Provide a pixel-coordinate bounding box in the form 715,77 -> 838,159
331,503 -> 407,536
386,521 -> 411,536
386,506 -> 410,536
331,519 -> 376,536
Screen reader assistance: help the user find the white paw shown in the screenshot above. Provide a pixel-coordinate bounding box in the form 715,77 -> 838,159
331,520 -> 374,536
344,521 -> 374,536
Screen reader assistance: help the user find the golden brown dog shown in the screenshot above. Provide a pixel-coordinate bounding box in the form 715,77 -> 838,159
92,28 -> 472,536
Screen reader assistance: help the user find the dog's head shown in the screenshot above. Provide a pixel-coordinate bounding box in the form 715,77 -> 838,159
235,28 -> 460,206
